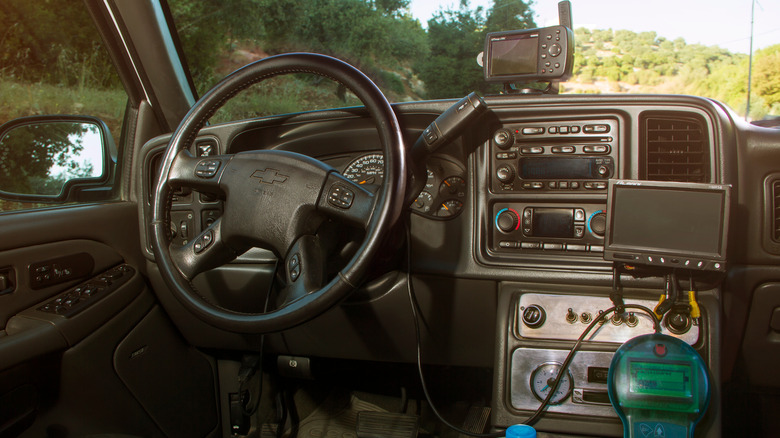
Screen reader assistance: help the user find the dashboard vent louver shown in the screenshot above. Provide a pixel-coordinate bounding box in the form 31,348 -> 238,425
641,113 -> 709,182
773,180 -> 780,242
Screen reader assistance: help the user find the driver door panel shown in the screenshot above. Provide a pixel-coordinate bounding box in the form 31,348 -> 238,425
0,202 -> 219,438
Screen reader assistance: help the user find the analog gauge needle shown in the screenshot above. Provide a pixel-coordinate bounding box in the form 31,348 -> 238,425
359,176 -> 375,185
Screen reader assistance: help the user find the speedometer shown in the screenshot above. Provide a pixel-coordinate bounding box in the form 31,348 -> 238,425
343,153 -> 384,186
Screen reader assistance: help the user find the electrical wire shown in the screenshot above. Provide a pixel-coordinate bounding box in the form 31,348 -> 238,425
403,216 -> 662,435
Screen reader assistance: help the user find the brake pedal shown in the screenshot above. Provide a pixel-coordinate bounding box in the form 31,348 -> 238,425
357,412 -> 419,438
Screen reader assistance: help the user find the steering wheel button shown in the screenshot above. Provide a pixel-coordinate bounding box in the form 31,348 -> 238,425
195,160 -> 220,178
289,254 -> 300,269
328,184 -> 354,209
290,266 -> 301,282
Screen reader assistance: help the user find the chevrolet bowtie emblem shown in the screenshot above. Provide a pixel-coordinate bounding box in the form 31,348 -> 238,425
251,168 -> 288,184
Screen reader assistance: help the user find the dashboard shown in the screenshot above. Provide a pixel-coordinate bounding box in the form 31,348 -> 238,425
137,92 -> 774,437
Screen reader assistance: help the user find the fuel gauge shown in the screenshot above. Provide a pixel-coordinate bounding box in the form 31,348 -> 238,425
437,199 -> 463,218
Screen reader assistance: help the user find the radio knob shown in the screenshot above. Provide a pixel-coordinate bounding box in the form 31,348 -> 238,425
496,165 -> 515,183
496,209 -> 519,233
597,165 -> 610,178
589,211 -> 607,237
494,129 -> 514,149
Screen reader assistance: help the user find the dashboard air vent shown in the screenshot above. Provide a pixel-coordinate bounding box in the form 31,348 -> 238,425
773,180 -> 780,242
641,113 -> 709,182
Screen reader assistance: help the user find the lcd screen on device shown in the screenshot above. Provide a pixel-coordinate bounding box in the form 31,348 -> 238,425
629,361 -> 693,400
607,183 -> 727,258
489,34 -> 538,76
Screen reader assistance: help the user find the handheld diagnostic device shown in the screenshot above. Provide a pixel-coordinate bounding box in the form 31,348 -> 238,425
608,334 -> 710,438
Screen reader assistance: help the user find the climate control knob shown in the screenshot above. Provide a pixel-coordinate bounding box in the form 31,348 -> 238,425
496,165 -> 515,184
588,211 -> 607,237
496,208 -> 519,233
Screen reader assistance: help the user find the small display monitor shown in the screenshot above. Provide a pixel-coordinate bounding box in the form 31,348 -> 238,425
604,180 -> 730,271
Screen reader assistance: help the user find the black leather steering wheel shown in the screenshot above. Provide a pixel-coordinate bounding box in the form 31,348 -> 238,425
151,53 -> 406,333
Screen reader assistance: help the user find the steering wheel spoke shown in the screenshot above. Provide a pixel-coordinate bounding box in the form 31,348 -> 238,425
277,235 -> 327,307
167,149 -> 229,195
318,172 -> 376,229
169,218 -> 235,280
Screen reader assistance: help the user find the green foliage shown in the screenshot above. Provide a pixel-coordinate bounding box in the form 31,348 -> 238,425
0,0 -> 120,90
415,1 -> 486,99
569,27 -> 779,117
415,0 -> 535,99
485,0 -> 535,33
753,44 -> 780,108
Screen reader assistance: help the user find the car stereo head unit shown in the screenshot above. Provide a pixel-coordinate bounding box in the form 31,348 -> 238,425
483,25 -> 573,83
604,180 -> 730,271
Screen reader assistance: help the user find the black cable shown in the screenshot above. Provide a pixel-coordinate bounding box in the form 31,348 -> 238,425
403,216 -> 662,435
404,216 -> 504,438
240,277 -> 275,417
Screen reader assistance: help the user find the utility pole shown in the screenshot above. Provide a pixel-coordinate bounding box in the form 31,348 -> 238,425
746,0 -> 755,121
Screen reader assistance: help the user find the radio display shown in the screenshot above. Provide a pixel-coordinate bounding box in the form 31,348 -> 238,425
520,157 -> 600,179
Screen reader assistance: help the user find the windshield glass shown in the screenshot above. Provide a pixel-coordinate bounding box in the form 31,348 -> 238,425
167,0 -> 779,122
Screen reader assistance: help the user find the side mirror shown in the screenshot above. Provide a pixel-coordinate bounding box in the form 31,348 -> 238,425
0,115 -> 117,203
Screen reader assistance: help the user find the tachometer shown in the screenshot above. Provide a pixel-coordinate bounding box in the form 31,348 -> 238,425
343,153 -> 384,186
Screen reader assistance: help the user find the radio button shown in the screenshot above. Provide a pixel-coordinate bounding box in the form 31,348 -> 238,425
584,124 -> 610,133
551,146 -> 575,154
590,245 -> 605,253
594,182 -> 607,189
559,126 -> 569,134
574,226 -> 585,238
584,182 -> 595,189
549,126 -> 558,134
558,181 -> 569,189
521,242 -> 541,250
571,126 -> 581,133
496,165 -> 515,183
567,244 -> 587,252
499,241 -> 519,249
543,243 -> 564,251
582,145 -> 610,154
521,127 -> 545,135
570,181 -> 580,189
495,152 -> 517,160
531,182 -> 544,189
520,146 -> 544,154
574,209 -> 586,221
547,181 -> 557,189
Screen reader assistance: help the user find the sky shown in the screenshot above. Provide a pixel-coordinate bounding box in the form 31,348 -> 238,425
409,0 -> 780,55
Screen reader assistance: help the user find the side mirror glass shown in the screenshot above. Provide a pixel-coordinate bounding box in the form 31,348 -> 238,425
0,116 -> 115,201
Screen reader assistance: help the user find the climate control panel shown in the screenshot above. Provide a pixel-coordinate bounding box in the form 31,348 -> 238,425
490,203 -> 607,255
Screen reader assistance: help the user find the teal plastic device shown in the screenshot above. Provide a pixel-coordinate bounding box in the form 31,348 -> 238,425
608,333 -> 710,438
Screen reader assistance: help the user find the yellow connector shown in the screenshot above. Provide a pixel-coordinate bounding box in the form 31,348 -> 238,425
688,290 -> 701,319
654,294 -> 666,320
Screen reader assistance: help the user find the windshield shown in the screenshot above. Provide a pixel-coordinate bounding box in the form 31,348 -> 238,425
167,0 -> 780,122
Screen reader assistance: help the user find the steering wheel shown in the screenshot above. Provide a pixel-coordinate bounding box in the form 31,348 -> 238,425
151,53 -> 406,333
